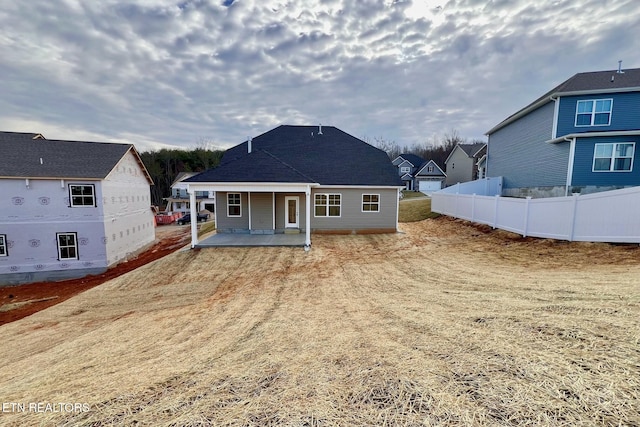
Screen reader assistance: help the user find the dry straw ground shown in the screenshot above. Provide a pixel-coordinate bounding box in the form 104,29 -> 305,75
0,212 -> 639,426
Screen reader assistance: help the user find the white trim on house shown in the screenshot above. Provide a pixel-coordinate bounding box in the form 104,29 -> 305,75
285,196 -> 300,227
565,137 -> 576,196
187,182 -> 320,193
415,160 -> 446,177
592,142 -> 635,173
227,193 -> 242,217
551,95 -> 560,139
546,130 -> 640,144
314,193 -> 342,218
575,98 -> 613,127
361,193 -> 380,213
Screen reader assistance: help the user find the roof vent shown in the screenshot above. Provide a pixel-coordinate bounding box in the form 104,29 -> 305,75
318,123 -> 323,135
617,60 -> 624,74
248,137 -> 252,153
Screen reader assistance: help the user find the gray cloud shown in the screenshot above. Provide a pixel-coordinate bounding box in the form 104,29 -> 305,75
1,0 -> 639,151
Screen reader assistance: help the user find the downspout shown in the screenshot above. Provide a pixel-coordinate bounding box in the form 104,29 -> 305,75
564,136 -> 576,196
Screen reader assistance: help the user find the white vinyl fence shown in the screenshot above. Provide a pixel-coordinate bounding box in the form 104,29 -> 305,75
432,181 -> 640,243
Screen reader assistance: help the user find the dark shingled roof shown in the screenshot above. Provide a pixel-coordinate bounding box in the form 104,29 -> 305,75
0,131 -> 44,141
0,136 -> 148,182
397,153 -> 425,168
488,67 -> 640,135
187,125 -> 403,187
458,143 -> 486,157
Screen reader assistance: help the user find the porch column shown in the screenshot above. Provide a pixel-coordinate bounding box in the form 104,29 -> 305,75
305,186 -> 311,248
248,191 -> 252,231
189,190 -> 198,248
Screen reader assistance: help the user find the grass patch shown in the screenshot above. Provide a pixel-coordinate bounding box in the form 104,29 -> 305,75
400,190 -> 425,199
399,197 -> 439,222
198,221 -> 216,237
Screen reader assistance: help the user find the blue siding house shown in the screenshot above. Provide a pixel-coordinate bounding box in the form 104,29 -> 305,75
486,65 -> 640,197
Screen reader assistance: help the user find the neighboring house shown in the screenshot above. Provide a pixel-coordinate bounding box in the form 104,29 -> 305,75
0,132 -> 155,285
164,172 -> 215,214
184,125 -> 403,247
486,65 -> 640,198
444,143 -> 487,187
392,153 -> 426,191
414,160 -> 446,194
392,154 -> 446,193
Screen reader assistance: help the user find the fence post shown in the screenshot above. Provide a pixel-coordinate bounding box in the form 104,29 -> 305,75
523,196 -> 531,237
568,193 -> 579,241
493,195 -> 500,229
471,193 -> 476,221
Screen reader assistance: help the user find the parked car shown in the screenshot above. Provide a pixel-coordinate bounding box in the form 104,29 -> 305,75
176,213 -> 209,225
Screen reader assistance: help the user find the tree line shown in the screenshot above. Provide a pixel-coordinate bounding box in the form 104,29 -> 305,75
140,147 -> 224,207
369,130 -> 486,169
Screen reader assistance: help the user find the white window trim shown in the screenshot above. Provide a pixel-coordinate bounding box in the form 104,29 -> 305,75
69,184 -> 96,207
227,193 -> 242,217
592,142 -> 635,172
0,234 -> 7,257
56,232 -> 78,260
314,193 -> 342,217
575,98 -> 613,127
400,166 -> 411,173
361,194 -> 380,213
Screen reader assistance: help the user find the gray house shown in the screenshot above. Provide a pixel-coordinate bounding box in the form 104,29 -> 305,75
444,143 -> 487,187
185,125 -> 403,248
0,132 -> 155,285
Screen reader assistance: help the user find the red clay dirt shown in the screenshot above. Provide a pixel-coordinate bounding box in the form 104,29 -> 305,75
0,226 -> 191,326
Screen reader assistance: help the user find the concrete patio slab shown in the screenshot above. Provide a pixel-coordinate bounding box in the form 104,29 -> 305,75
195,233 -> 306,248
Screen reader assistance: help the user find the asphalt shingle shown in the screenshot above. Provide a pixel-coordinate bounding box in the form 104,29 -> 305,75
187,125 -> 402,187
0,136 -> 134,179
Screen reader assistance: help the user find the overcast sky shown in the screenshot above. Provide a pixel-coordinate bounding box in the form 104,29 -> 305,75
1,0 -> 638,151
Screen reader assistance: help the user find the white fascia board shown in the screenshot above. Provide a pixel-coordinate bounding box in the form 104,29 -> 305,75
546,130 -> 640,144
415,160 -> 446,176
317,185 -> 405,189
488,86 -> 640,136
555,86 -> 640,97
186,182 -> 320,193
443,145 -> 462,165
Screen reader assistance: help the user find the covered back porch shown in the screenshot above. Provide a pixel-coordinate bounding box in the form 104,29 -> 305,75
186,182 -> 316,249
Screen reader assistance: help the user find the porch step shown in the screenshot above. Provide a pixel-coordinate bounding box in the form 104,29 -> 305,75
284,228 -> 301,234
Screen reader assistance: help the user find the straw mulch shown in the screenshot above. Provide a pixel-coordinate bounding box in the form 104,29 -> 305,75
0,217 -> 638,426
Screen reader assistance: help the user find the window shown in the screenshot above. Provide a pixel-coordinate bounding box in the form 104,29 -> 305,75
400,166 -> 411,173
0,235 -> 7,257
593,143 -> 634,172
362,194 -> 380,212
576,99 -> 612,127
57,233 -> 78,260
315,193 -> 341,217
69,185 -> 95,207
427,166 -> 434,173
227,193 -> 241,217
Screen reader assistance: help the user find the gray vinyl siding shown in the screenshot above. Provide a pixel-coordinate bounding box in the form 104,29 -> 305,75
310,188 -> 398,231
250,193 -> 273,230
216,192 -> 249,231
445,148 -> 474,186
487,102 -> 569,189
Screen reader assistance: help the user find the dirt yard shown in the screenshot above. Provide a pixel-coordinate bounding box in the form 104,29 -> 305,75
0,225 -> 191,325
0,217 -> 638,426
